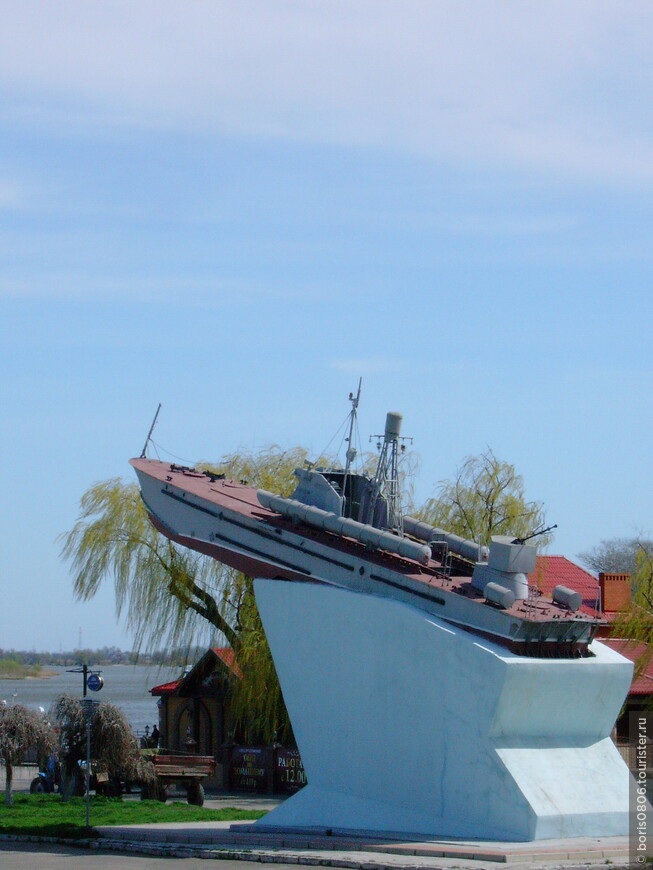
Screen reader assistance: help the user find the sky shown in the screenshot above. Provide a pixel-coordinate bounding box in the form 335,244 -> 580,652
1,1 -> 651,651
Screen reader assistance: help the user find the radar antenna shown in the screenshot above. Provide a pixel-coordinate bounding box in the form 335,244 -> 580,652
366,413 -> 413,534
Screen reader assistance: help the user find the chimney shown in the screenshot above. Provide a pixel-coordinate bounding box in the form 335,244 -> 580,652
598,573 -> 631,613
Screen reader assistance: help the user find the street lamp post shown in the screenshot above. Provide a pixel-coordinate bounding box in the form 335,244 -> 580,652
79,699 -> 99,829
67,664 -> 103,697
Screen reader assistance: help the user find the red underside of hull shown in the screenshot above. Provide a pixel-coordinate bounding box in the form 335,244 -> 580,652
148,512 -> 314,584
148,512 -> 592,659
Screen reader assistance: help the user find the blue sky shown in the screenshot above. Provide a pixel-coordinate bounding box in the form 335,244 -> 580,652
1,1 -> 651,651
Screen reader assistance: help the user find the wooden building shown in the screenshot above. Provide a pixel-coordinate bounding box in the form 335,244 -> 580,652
150,647 -> 305,793
150,647 -> 242,786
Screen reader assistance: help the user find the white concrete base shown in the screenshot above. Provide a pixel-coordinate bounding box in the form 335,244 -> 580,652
254,579 -> 633,842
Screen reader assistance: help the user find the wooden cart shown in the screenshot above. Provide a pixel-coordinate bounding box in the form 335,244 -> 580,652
141,753 -> 216,806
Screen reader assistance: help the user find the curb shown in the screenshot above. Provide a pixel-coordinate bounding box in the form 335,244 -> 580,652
0,834 -> 636,870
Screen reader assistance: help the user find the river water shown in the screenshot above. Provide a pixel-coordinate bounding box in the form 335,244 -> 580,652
0,664 -> 179,735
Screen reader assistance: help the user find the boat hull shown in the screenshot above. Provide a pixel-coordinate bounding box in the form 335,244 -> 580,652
131,459 -> 599,658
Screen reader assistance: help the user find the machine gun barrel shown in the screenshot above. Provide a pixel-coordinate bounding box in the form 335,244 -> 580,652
511,523 -> 557,546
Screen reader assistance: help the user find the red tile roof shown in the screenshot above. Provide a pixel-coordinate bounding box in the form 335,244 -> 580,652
600,639 -> 653,696
150,678 -> 182,696
529,555 -> 601,614
211,647 -> 243,679
149,647 -> 242,695
527,557 -> 653,697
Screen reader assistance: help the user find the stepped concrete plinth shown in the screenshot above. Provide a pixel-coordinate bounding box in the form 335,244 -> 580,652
254,579 -> 633,841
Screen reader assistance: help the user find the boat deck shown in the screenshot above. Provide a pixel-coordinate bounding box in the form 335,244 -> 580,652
130,459 -> 594,627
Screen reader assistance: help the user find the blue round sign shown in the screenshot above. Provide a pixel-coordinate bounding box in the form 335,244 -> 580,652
87,673 -> 103,692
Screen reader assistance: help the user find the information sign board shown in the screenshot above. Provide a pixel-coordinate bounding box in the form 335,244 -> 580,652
87,673 -> 104,692
230,746 -> 268,792
274,748 -> 306,794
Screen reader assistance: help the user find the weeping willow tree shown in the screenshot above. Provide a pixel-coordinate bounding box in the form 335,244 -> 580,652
0,705 -> 54,805
52,695 -> 155,800
416,448 -> 549,547
60,446 -> 312,745
223,573 -> 293,744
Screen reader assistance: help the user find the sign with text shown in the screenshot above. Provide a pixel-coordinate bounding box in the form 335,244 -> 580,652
274,748 -> 306,794
629,712 -> 653,866
229,746 -> 268,792
229,745 -> 307,794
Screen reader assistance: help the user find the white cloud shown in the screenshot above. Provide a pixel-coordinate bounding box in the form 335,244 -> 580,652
0,2 -> 652,185
331,357 -> 403,375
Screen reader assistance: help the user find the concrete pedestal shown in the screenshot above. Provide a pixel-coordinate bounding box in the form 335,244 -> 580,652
254,579 -> 633,841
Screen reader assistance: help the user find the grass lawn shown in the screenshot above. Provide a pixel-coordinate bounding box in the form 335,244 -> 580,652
0,794 -> 267,839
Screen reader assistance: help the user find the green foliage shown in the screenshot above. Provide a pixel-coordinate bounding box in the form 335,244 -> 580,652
201,446 -> 316,743
59,478 -> 237,652
0,658 -> 49,679
0,793 -> 266,838
60,446 -> 314,745
201,445 -> 311,497
0,645 -> 215,668
416,449 -> 549,547
225,578 -> 292,745
611,544 -> 653,670
577,537 -> 653,672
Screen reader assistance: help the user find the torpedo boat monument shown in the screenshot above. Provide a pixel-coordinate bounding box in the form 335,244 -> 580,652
131,390 -> 633,841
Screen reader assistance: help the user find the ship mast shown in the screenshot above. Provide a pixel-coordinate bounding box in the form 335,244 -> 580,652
140,403 -> 162,459
367,413 -> 412,534
341,378 -> 362,517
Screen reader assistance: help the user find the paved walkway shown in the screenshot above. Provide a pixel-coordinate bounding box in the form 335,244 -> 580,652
0,842 -> 300,870
90,819 -> 632,869
2,771 -> 633,869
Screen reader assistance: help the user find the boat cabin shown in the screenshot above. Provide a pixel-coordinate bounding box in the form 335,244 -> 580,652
291,467 -> 388,528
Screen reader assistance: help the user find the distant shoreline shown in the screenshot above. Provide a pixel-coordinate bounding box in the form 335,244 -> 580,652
0,664 -> 59,680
